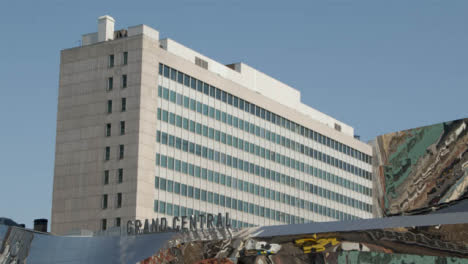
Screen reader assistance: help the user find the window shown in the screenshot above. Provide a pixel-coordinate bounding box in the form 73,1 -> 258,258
102,194 -> 108,209
115,217 -> 121,227
105,146 -> 110,160
106,123 -> 111,137
107,100 -> 112,113
177,72 -> 183,83
167,203 -> 173,215
163,65 -> 170,78
101,219 -> 107,230
104,170 -> 109,185
119,145 -> 124,159
107,77 -> 113,91
160,178 -> 167,190
120,121 -> 125,135
121,98 -> 126,112
108,54 -> 114,68
117,193 -> 122,208
159,201 -> 166,213
171,69 -> 178,81
122,75 -> 127,88
118,168 -> 123,183
122,52 -> 128,65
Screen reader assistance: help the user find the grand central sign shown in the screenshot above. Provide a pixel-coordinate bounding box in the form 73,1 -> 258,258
126,213 -> 231,235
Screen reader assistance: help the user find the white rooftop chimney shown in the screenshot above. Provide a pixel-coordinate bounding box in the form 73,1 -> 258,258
98,15 -> 115,42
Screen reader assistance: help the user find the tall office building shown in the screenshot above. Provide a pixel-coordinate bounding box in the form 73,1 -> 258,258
51,16 -> 373,235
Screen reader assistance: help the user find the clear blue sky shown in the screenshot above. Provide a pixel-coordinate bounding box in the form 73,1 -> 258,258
0,0 -> 466,228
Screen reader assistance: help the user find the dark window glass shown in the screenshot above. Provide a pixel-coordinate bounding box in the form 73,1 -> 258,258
123,52 -> 128,65
105,146 -> 110,160
177,72 -> 184,84
163,65 -> 170,78
104,170 -> 109,185
209,86 -> 215,97
102,194 -> 108,209
117,193 -> 122,208
118,168 -> 123,183
108,55 -> 114,68
121,98 -> 126,112
191,77 -> 196,89
184,74 -> 190,86
171,68 -> 177,81
106,123 -> 111,137
119,145 -> 124,159
197,80 -> 203,91
120,121 -> 125,135
107,77 -> 113,91
221,91 -> 227,102
107,100 -> 112,113
122,75 -> 127,88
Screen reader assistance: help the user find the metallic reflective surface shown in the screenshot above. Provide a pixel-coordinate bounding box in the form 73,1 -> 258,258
3,212 -> 468,263
372,118 -> 468,217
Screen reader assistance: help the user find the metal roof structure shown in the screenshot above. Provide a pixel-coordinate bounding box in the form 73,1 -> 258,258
3,212 -> 468,263
253,211 -> 468,238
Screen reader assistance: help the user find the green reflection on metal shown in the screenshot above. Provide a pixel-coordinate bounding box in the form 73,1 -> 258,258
384,123 -> 444,209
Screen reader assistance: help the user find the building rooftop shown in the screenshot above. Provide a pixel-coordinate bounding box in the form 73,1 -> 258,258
80,15 -> 355,137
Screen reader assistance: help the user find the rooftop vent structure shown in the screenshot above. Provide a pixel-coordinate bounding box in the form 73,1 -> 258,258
195,57 -> 208,70
114,29 -> 128,39
34,218 -> 48,233
334,123 -> 342,132
98,15 -> 115,42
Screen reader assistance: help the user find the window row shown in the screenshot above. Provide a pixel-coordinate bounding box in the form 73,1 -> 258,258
105,121 -> 126,137
102,193 -> 122,209
158,86 -> 371,181
101,217 -> 121,231
154,200 -> 253,229
107,98 -> 126,113
158,64 -> 371,165
156,153 -> 369,218
106,75 -> 127,91
155,177 -> 312,224
157,109 -> 372,198
156,131 -> 371,212
103,53 -> 128,229
104,169 -> 124,185
105,145 -> 125,160
108,52 -> 128,68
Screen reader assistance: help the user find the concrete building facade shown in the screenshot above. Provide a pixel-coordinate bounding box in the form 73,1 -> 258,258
51,16 -> 373,235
